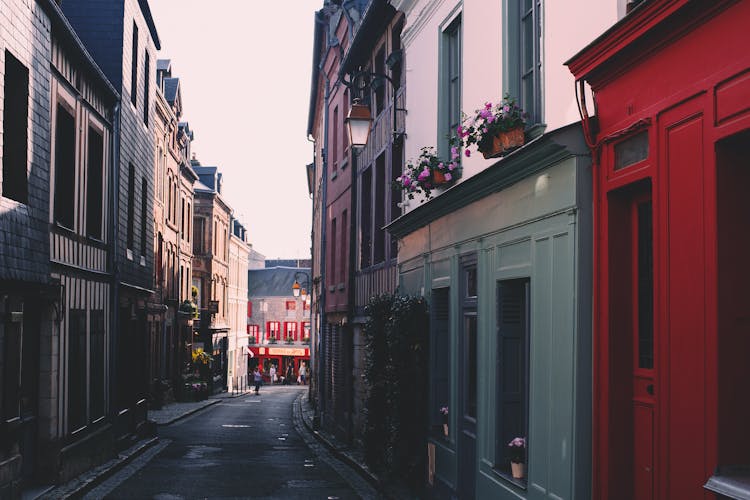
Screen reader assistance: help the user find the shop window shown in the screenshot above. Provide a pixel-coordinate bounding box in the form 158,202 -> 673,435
495,278 -> 530,485
54,104 -> 76,229
68,309 -> 87,432
2,50 -> 29,204
86,126 -> 104,239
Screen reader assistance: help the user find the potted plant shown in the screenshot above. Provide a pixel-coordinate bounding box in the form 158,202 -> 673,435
440,406 -> 449,437
394,146 -> 460,202
285,336 -> 294,344
248,335 -> 256,344
508,437 -> 526,479
268,335 -> 278,344
457,94 -> 527,159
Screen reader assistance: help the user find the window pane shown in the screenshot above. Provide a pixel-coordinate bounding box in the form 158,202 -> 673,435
86,126 -> 104,239
615,131 -> 649,170
2,50 -> 29,204
637,201 -> 654,369
522,14 -> 534,72
466,267 -> 477,298
54,105 -> 76,228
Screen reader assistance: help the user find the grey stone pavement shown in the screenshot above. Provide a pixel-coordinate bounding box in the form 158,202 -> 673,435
38,386 -> 386,500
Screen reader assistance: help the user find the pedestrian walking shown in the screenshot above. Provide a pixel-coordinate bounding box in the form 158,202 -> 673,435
269,364 -> 277,384
299,362 -> 307,385
285,363 -> 294,385
253,367 -> 262,394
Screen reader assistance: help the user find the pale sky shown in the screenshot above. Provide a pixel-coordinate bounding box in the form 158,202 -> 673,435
148,0 -> 320,260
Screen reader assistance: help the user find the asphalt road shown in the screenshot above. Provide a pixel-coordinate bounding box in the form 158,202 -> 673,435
86,386 -> 375,499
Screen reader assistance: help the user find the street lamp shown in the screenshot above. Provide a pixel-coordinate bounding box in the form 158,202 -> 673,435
291,271 -> 311,300
343,61 -> 406,149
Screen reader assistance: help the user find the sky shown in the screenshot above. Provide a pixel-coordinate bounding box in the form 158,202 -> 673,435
148,0 -> 321,260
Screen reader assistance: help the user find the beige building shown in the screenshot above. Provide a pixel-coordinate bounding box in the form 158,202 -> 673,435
152,60 -> 197,403
227,219 -> 250,391
191,161 -> 232,390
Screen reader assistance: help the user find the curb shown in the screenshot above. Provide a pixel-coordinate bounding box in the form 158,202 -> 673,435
295,394 -> 383,494
41,437 -> 160,500
155,399 -> 221,426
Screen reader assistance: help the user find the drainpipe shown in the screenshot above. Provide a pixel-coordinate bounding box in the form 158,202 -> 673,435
109,101 -> 121,419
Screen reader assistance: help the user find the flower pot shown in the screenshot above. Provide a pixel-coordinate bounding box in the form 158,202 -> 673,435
443,423 -> 449,437
432,170 -> 447,185
511,461 -> 525,479
481,126 -> 526,159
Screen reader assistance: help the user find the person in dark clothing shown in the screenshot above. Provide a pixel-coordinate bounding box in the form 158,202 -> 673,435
253,367 -> 262,394
285,363 -> 294,385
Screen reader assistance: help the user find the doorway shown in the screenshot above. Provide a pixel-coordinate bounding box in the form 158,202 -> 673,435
607,181 -> 654,500
457,255 -> 477,499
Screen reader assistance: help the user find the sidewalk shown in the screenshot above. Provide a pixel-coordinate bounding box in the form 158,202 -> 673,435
149,388 -> 251,425
296,392 -> 412,499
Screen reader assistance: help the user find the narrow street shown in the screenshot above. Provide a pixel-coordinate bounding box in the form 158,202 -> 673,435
84,386 -> 375,499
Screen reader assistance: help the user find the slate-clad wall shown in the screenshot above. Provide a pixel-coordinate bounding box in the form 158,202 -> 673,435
60,0 -> 125,88
62,0 -> 155,290
0,0 -> 52,284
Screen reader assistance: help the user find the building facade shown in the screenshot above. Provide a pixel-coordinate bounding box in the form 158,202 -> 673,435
341,0 -> 406,445
247,267 -> 312,384
152,59 -> 197,405
568,1 -> 750,498
62,0 -> 161,445
191,163 -> 232,392
307,0 -> 370,444
384,0 -> 619,497
227,219 -> 250,392
1,0 -> 120,492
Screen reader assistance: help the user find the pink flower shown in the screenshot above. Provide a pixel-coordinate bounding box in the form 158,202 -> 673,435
451,147 -> 459,160
464,149 -> 471,157
449,162 -> 456,171
487,115 -> 495,124
456,126 -> 464,137
485,102 -> 493,110
418,169 -> 430,181
503,105 -> 511,113
402,177 -> 411,187
438,162 -> 444,170
444,173 -> 452,181
483,128 -> 488,133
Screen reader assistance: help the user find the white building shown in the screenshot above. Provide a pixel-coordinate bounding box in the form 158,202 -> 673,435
227,219 -> 250,391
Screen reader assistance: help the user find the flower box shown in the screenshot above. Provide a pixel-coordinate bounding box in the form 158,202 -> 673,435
482,126 -> 525,159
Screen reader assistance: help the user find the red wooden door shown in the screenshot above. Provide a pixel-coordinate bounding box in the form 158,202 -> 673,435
630,195 -> 655,500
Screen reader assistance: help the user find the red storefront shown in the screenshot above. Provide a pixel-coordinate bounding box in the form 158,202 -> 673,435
567,1 -> 750,499
248,346 -> 310,384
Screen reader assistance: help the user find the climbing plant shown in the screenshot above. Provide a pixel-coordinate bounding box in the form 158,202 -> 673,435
362,293 -> 429,492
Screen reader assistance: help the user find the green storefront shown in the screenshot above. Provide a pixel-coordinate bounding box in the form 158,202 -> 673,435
388,123 -> 592,499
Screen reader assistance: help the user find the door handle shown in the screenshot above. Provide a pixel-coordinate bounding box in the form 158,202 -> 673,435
646,384 -> 654,395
